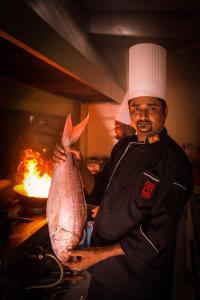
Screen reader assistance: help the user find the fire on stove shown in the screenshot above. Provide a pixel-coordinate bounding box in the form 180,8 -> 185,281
14,148 -> 52,199
10,148 -> 53,214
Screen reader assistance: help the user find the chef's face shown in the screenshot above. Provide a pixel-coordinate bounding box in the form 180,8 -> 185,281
129,96 -> 167,139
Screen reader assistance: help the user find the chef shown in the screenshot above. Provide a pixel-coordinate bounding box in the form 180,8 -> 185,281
54,43 -> 193,300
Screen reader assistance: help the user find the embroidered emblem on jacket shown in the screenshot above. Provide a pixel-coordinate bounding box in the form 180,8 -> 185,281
148,134 -> 160,144
141,181 -> 155,199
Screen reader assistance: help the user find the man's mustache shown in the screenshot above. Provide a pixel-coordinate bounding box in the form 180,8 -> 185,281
137,121 -> 152,126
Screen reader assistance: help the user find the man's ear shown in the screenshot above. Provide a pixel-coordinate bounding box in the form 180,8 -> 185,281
164,107 -> 168,120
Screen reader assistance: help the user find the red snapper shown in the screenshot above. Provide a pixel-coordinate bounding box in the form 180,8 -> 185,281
47,114 -> 89,262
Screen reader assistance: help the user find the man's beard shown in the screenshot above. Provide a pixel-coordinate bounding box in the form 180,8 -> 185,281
136,121 -> 152,132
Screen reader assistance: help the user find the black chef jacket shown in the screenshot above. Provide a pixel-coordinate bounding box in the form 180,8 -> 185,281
87,128 -> 193,299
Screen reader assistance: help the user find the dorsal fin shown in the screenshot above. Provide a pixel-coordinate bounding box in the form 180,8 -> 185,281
62,114 -> 89,149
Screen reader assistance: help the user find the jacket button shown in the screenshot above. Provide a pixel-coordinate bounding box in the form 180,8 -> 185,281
108,208 -> 112,213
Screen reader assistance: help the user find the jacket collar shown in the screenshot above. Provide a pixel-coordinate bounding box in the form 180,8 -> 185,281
133,127 -> 167,145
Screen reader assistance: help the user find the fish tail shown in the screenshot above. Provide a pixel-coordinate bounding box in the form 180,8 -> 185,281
62,114 -> 89,148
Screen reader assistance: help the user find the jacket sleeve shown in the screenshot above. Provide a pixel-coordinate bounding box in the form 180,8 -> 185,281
120,161 -> 193,266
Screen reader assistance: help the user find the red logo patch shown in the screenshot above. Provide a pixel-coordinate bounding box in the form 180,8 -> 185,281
141,181 -> 155,199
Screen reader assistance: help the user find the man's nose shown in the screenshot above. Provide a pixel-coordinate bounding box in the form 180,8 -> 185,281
139,109 -> 149,119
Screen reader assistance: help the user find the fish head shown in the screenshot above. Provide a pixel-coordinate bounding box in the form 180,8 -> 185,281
51,227 -> 80,263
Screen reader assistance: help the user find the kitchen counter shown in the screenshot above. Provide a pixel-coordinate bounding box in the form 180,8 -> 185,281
0,211 -> 50,274
0,211 -> 52,300
0,214 -> 47,257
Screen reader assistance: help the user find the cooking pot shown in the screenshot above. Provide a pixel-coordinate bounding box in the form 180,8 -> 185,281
13,184 -> 47,209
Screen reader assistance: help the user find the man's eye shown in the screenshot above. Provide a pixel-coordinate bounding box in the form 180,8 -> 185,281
148,107 -> 154,111
131,107 -> 140,113
148,107 -> 157,112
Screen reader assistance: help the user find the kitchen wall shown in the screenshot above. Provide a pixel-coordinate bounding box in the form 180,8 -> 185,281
167,51 -> 200,152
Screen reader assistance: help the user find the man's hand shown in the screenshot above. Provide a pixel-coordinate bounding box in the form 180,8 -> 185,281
53,144 -> 66,163
63,244 -> 125,271
53,144 -> 82,164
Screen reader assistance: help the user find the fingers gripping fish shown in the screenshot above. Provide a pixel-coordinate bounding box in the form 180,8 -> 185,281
47,114 -> 89,262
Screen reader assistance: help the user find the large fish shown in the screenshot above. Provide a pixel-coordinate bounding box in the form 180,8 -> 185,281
47,114 -> 89,262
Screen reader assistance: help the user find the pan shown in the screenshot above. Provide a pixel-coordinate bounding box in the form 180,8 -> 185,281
13,184 -> 47,208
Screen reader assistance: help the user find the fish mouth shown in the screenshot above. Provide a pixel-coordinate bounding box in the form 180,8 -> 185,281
57,248 -> 70,262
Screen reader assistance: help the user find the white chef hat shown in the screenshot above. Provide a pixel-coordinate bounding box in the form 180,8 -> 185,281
115,92 -> 131,125
128,43 -> 167,101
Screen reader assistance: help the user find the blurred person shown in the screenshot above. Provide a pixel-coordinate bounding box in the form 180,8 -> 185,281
114,92 -> 135,140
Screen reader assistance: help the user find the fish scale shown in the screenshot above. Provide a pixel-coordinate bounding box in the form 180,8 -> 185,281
46,114 -> 89,262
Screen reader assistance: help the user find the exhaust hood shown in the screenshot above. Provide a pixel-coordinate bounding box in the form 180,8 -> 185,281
0,0 -> 124,103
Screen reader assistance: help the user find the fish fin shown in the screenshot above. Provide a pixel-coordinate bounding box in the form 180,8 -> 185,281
62,114 -> 89,147
62,114 -> 73,147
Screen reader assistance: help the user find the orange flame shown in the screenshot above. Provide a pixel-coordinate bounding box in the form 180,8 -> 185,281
16,149 -> 52,198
